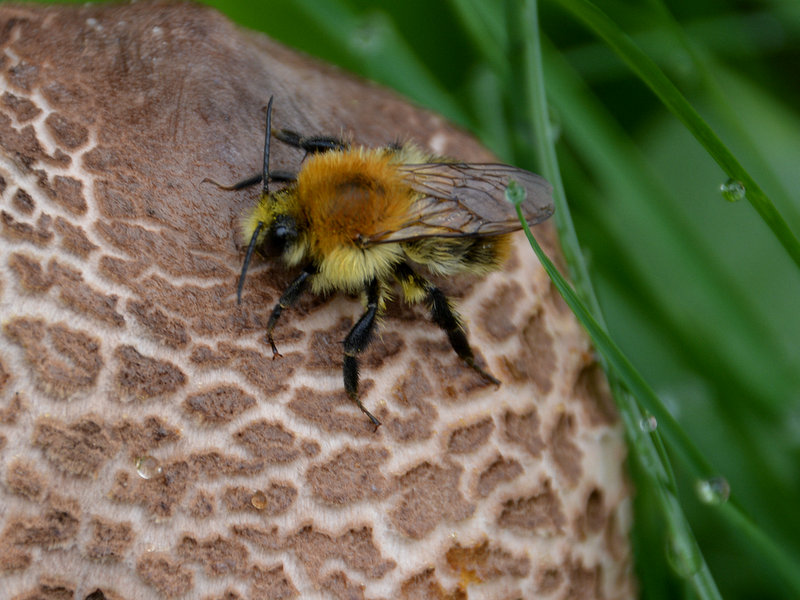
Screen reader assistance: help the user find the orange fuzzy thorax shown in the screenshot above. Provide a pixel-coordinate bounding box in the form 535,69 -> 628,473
296,148 -> 414,258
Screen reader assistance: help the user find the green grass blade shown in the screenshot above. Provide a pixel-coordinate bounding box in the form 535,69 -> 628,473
508,0 -> 708,477
540,40 -> 795,416
509,177 -> 722,597
642,1 -> 798,219
507,0 -> 588,298
505,6 -> 722,597
448,0 -> 508,75
508,2 -> 800,597
552,0 -> 800,271
720,502 -> 800,598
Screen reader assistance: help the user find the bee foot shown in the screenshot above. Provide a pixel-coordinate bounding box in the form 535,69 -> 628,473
467,359 -> 501,387
267,338 -> 282,359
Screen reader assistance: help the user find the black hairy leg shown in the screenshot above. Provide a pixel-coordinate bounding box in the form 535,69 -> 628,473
214,128 -> 347,190
343,278 -> 382,428
274,129 -> 349,155
265,264 -> 316,357
202,169 -> 296,191
394,262 -> 501,386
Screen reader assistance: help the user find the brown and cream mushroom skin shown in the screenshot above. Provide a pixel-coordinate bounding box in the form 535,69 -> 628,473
0,3 -> 634,599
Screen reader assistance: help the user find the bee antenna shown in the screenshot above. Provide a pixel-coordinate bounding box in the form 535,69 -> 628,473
238,221 -> 264,305
262,96 -> 274,196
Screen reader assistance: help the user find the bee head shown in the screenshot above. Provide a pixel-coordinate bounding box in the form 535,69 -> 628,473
237,212 -> 299,305
264,213 -> 298,256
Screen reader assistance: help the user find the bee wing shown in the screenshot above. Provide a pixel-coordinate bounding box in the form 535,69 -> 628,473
363,162 -> 554,245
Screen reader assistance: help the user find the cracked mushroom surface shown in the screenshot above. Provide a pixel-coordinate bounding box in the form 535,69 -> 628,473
0,3 -> 634,599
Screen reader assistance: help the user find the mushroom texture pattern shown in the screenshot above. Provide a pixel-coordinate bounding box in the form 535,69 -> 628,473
0,3 -> 634,599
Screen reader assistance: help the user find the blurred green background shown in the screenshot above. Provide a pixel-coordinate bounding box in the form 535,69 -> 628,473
30,0 -> 800,597
203,2 -> 800,598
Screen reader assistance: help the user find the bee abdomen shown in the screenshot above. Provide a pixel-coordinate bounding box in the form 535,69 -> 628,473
401,235 -> 511,276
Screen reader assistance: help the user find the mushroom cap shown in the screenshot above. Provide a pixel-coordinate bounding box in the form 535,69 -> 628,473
0,3 -> 634,599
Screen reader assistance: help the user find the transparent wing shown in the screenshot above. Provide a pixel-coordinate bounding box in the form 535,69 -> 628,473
361,162 -> 554,245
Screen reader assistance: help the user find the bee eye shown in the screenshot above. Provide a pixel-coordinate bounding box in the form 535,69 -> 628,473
265,215 -> 297,255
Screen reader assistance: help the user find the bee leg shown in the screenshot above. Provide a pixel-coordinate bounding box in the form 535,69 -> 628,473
269,170 -> 297,182
342,278 -> 381,428
265,264 -> 316,358
430,286 -> 501,385
202,169 -> 297,191
274,129 -> 349,155
395,263 -> 501,386
202,172 -> 263,191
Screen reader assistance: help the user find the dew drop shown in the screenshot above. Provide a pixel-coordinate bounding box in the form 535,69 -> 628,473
695,476 -> 730,505
135,455 -> 162,479
665,532 -> 702,578
639,414 -> 658,432
353,13 -> 384,51
547,106 -> 562,143
251,491 -> 267,510
720,179 -> 746,202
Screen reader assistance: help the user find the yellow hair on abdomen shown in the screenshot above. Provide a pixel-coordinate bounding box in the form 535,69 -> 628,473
296,148 -> 414,258
312,244 -> 404,295
402,234 -> 512,276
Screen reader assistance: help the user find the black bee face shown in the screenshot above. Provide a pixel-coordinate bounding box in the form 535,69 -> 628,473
263,214 -> 298,256
237,212 -> 300,305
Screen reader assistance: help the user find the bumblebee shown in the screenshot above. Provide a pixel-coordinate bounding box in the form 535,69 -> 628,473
219,97 -> 553,427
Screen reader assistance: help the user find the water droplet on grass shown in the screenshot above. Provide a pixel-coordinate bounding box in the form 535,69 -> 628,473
720,179 -> 746,202
666,532 -> 702,578
639,414 -> 658,432
696,476 -> 730,505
